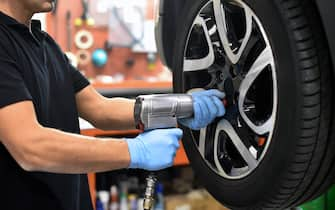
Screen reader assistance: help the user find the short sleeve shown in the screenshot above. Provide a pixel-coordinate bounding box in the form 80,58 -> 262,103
0,57 -> 32,108
67,59 -> 90,93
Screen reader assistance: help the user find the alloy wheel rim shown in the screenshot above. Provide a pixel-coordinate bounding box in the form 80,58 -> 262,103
182,0 -> 277,179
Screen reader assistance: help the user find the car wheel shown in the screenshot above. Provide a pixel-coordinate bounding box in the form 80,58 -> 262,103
172,0 -> 334,209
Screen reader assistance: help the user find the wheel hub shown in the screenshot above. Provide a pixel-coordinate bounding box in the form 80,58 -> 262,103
207,62 -> 239,107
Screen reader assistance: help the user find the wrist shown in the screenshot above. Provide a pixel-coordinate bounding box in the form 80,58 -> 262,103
125,138 -> 140,169
104,139 -> 132,169
120,139 -> 131,168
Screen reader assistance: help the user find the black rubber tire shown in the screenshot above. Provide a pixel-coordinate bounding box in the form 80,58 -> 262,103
172,0 -> 334,209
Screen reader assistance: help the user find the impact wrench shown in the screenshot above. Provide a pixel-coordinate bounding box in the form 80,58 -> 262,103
134,94 -> 194,210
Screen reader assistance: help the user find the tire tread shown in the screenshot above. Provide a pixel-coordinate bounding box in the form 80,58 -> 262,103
261,0 -> 334,208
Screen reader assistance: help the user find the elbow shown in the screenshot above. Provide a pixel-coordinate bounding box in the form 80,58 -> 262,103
17,158 -> 37,172
13,130 -> 47,172
15,146 -> 44,172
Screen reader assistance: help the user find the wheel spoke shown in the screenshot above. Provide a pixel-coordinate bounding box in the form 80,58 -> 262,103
238,46 -> 275,135
238,35 -> 259,70
213,0 -> 253,64
214,119 -> 258,175
183,16 -> 215,71
199,128 -> 207,156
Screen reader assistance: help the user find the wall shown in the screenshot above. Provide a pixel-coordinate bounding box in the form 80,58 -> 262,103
46,0 -> 165,81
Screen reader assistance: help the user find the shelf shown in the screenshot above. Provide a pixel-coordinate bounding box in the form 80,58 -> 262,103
92,80 -> 172,97
92,80 -> 172,89
91,80 -> 173,98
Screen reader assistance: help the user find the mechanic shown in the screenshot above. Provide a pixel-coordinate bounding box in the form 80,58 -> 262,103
0,0 -> 226,210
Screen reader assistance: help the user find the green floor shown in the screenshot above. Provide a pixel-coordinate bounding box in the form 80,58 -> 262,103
297,185 -> 335,210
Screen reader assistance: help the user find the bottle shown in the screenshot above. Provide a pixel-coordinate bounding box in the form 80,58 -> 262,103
119,192 -> 128,210
128,194 -> 138,210
119,181 -> 129,210
154,183 -> 165,210
96,196 -> 104,210
98,191 -> 110,210
109,185 -> 119,210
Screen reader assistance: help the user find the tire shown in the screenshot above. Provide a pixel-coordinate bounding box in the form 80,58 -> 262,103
172,0 -> 334,209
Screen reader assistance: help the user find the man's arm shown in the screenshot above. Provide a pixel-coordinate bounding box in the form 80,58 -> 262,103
0,101 -> 131,174
75,85 -> 136,130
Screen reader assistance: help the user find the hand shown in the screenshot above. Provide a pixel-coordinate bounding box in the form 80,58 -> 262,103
126,128 -> 183,171
179,89 -> 226,130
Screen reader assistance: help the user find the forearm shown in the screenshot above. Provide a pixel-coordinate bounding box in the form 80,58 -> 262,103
75,86 -> 136,130
16,126 -> 130,174
93,97 -> 136,130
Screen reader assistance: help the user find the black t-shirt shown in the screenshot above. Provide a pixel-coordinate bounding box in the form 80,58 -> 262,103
0,12 -> 93,210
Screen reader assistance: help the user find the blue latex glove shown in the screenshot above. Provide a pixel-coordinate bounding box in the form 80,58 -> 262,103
179,89 -> 226,130
126,128 -> 183,171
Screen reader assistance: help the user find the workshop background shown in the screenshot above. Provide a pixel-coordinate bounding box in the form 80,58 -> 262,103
34,0 -> 335,209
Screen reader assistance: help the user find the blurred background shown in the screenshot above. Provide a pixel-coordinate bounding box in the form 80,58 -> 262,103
36,0 -> 172,85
